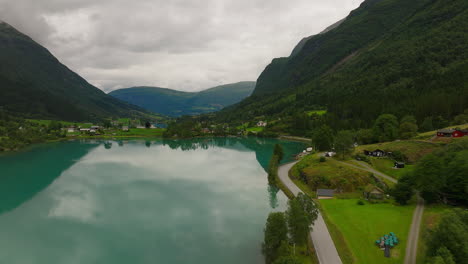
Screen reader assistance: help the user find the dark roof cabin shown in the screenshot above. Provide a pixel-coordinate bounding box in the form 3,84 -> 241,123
394,162 -> 405,169
364,149 -> 386,157
317,189 -> 334,199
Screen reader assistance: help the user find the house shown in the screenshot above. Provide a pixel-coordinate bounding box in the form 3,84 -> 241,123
136,125 -> 145,129
90,125 -> 100,130
306,147 -> 313,152
364,185 -> 384,199
452,130 -> 464,138
437,128 -> 466,138
67,127 -> 76,133
394,162 -> 405,169
364,149 -> 386,157
122,126 -> 129,132
257,121 -> 267,127
80,128 -> 91,132
317,189 -> 334,199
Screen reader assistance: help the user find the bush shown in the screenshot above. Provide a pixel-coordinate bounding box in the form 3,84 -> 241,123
357,200 -> 365,205
319,156 -> 326,162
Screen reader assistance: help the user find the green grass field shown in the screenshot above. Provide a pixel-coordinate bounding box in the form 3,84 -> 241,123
370,158 -> 415,179
291,154 -> 372,193
306,110 -> 327,116
320,199 -> 415,264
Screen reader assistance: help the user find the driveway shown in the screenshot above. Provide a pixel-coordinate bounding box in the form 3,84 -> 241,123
278,162 -> 343,264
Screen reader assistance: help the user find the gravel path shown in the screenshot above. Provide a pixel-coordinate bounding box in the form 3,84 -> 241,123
404,195 -> 425,264
278,162 -> 343,264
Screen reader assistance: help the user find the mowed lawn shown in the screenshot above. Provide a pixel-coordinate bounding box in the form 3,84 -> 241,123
320,199 -> 415,264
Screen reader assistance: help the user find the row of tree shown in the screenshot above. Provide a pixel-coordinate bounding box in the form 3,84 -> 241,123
267,144 -> 284,185
263,193 -> 318,264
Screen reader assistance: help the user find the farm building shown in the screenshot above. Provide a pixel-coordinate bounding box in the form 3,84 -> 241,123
436,129 -> 466,137
364,149 -> 387,157
317,189 -> 335,199
394,162 -> 405,169
257,121 -> 268,127
364,185 -> 384,200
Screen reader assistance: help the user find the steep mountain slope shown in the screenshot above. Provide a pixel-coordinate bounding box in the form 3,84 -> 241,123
0,21 -> 149,121
217,0 -> 468,128
253,0 -> 434,95
109,82 -> 255,116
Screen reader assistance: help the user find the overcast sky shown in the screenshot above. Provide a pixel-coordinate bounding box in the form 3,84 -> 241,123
0,0 -> 363,92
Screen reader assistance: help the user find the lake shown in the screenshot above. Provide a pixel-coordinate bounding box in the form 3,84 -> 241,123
0,137 -> 305,264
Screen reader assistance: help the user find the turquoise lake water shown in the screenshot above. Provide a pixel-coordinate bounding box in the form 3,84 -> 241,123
0,137 -> 305,264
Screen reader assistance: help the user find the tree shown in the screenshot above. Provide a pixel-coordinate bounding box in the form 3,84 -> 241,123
426,210 -> 468,264
399,116 -> 418,139
268,154 -> 279,185
420,116 -> 434,132
356,129 -> 375,144
413,153 -> 444,203
391,174 -> 414,205
426,247 -> 456,264
287,193 -> 318,245
334,130 -> 354,159
263,212 -> 288,264
373,114 -> 399,142
272,256 -> 301,264
274,144 -> 284,162
312,125 -> 334,151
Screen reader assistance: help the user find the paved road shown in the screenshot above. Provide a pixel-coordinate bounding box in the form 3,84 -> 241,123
278,162 -> 343,264
404,195 -> 425,264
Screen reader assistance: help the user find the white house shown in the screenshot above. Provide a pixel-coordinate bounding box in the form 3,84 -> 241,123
257,121 -> 267,127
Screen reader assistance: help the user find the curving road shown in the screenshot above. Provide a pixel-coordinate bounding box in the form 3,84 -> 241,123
278,162 -> 343,264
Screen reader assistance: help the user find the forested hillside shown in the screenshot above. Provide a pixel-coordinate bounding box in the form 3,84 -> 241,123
0,21 -> 150,121
109,82 -> 255,116
216,0 -> 468,133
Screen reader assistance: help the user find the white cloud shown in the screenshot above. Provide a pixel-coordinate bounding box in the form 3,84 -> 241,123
0,0 -> 363,92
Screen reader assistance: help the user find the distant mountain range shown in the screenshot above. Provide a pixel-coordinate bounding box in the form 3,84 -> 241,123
109,82 -> 255,117
0,21 -> 151,121
218,0 -> 468,127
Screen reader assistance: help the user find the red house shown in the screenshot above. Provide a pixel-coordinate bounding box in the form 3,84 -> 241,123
437,129 -> 467,138
452,130 -> 464,138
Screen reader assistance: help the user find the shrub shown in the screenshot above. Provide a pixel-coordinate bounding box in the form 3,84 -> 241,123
357,200 -> 365,205
319,156 -> 326,162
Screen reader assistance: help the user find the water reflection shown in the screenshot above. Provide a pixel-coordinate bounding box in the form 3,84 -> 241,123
0,138 -> 304,264
0,141 -> 98,214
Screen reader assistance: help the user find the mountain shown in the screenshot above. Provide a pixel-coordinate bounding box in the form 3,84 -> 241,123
0,21 -> 151,121
217,0 -> 468,129
109,81 -> 255,116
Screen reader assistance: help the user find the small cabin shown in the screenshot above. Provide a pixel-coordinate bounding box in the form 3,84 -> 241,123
317,189 -> 335,199
364,149 -> 386,157
122,126 -> 129,132
364,185 -> 384,200
394,162 -> 405,169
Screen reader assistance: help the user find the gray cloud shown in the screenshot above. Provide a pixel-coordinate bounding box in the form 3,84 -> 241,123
0,0 -> 363,92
